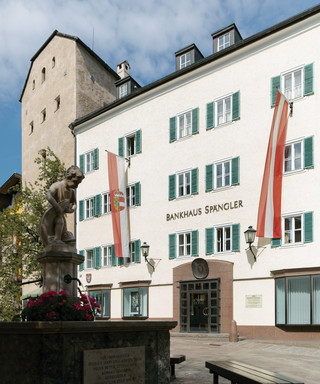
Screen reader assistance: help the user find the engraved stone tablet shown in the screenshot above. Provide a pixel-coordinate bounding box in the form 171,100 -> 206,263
83,346 -> 145,384
245,294 -> 262,308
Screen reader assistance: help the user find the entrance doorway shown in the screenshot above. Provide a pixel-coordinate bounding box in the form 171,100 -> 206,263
180,279 -> 220,333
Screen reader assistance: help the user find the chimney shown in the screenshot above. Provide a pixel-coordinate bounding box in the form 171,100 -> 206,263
117,60 -> 130,79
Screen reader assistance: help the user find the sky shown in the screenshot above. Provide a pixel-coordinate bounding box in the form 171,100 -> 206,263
0,0 -> 320,187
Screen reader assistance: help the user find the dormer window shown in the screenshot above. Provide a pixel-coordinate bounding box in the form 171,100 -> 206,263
119,83 -> 128,98
218,32 -> 230,51
180,52 -> 191,69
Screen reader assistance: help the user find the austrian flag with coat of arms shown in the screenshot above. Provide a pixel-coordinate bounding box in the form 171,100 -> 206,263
107,152 -> 129,258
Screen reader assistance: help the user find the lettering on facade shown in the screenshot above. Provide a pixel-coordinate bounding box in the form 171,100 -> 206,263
166,200 -> 243,221
83,346 -> 145,384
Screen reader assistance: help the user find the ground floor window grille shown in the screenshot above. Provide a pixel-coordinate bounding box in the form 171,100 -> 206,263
180,279 -> 220,333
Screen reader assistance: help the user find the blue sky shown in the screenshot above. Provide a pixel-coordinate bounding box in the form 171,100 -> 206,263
0,0 -> 320,187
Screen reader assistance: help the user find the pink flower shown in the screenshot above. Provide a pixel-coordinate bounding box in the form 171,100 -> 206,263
59,290 -> 68,297
85,313 -> 93,321
27,301 -> 36,308
46,311 -> 56,320
84,304 -> 91,311
97,309 -> 101,314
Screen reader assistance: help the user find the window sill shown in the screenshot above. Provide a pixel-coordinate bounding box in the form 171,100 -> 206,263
122,316 -> 148,320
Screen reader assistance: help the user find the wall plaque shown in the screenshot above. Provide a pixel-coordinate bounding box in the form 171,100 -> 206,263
245,295 -> 262,308
83,346 -> 145,384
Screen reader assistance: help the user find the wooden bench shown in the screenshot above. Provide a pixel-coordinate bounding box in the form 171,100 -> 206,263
205,360 -> 304,384
170,354 -> 186,379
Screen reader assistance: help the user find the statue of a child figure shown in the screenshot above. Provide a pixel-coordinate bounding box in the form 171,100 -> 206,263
39,165 -> 84,251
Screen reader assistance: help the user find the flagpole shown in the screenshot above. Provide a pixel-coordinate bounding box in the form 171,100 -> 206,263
105,149 -> 131,167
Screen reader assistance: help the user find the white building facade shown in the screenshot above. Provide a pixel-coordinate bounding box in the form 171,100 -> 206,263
71,6 -> 320,340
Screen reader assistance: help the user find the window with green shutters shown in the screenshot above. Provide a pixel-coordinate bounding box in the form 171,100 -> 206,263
118,130 -> 142,157
271,211 -> 313,247
93,247 -> 101,269
79,195 -> 102,220
128,240 -> 141,263
168,169 -> 198,200
206,157 -> 239,192
206,91 -> 240,130
126,182 -> 141,207
169,231 -> 198,259
79,148 -> 99,173
169,108 -> 199,142
284,137 -> 314,173
79,250 -> 85,271
206,224 -> 240,254
271,64 -> 314,107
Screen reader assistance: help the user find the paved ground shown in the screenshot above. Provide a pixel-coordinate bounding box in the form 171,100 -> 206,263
170,334 -> 320,384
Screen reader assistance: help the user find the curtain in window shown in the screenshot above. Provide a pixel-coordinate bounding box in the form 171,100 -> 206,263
287,277 -> 310,324
275,278 -> 285,324
312,275 -> 320,324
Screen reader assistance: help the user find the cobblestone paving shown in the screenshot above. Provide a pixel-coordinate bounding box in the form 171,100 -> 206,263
170,334 -> 320,384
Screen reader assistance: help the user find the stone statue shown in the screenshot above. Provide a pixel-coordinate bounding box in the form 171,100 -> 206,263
39,165 -> 84,252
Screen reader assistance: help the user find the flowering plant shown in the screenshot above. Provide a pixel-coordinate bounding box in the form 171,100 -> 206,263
21,290 -> 101,321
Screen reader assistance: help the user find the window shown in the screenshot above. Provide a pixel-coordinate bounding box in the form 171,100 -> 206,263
85,197 -> 94,219
180,52 -> 191,69
283,137 -> 313,173
271,212 -> 313,247
206,157 -> 239,192
218,32 -> 230,51
123,287 -> 148,318
89,289 -> 110,318
206,92 -> 240,130
169,168 -> 198,200
55,95 -> 60,111
129,241 -> 136,263
102,245 -> 112,267
205,224 -> 240,254
32,80 -> 35,90
118,130 -> 142,157
119,83 -> 128,98
126,240 -> 141,264
169,231 -> 198,259
41,67 -> 46,83
169,108 -> 199,142
52,57 -> 56,68
103,192 -> 111,214
276,275 -> 320,325
79,148 -> 99,173
41,108 -> 46,123
126,182 -> 141,207
283,69 -> 302,100
216,96 -> 231,125
86,249 -> 93,269
271,64 -> 313,107
216,226 -> 231,253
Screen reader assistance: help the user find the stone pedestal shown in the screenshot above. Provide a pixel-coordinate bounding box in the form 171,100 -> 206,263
37,251 -> 84,297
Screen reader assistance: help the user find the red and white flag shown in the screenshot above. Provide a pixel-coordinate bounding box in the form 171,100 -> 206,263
256,90 -> 289,238
107,152 -> 129,258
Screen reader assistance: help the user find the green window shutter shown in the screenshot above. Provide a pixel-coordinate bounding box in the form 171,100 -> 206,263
93,247 -> 101,269
271,76 -> 281,107
232,91 -> 240,121
232,224 -> 240,252
206,227 -> 214,255
93,148 -> 99,170
79,154 -> 85,173
231,157 -> 240,185
169,174 -> 176,200
111,245 -> 116,266
79,200 -> 84,221
304,136 -> 314,169
118,256 -> 124,266
79,250 -> 85,271
191,168 -> 199,195
205,164 -> 214,192
135,182 -> 141,206
304,211 -> 313,243
192,108 -> 199,135
206,102 -> 214,130
135,240 -> 141,263
271,238 -> 281,247
118,137 -> 124,157
191,230 -> 199,256
136,129 -> 142,154
93,194 -> 101,217
169,234 -> 176,259
304,63 -> 314,96
169,117 -> 177,143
